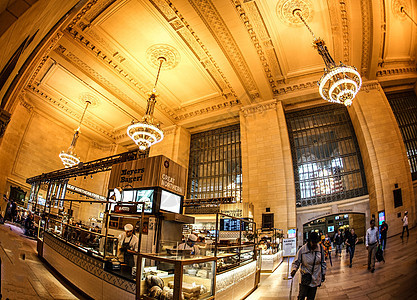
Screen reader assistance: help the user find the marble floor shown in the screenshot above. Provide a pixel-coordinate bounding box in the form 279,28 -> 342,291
0,222 -> 416,299
247,227 -> 417,300
0,222 -> 80,299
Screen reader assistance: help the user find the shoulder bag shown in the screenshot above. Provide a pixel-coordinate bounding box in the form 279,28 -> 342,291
301,250 -> 316,286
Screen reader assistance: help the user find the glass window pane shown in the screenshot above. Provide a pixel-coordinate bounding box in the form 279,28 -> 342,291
286,104 -> 368,207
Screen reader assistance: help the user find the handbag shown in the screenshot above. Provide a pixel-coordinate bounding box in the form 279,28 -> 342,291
301,250 -> 317,286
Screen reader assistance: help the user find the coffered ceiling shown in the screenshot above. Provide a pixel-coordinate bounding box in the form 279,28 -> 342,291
22,0 -> 417,147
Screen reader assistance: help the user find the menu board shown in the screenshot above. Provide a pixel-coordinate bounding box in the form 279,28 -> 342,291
283,238 -> 297,257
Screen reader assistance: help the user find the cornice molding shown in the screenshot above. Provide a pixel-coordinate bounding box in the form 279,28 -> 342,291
231,0 -> 279,94
26,84 -> 115,139
175,99 -> 240,121
64,28 -> 178,120
149,0 -> 237,99
275,80 -> 318,94
360,0 -> 372,77
27,32 -> 63,88
339,1 -> 350,64
188,0 -> 260,101
19,95 -> 34,113
67,0 -> 99,30
376,67 -> 417,77
360,81 -> 381,92
240,99 -> 277,117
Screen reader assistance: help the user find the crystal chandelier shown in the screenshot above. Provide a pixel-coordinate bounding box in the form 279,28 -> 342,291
127,57 -> 165,150
293,9 -> 362,106
59,100 -> 90,168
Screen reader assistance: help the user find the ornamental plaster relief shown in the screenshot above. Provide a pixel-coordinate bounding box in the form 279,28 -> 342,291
360,0 -> 372,77
240,100 -> 277,117
26,84 -> 115,139
27,32 -> 63,88
188,0 -> 260,101
148,0 -> 237,98
376,67 -> 417,77
231,0 -> 280,94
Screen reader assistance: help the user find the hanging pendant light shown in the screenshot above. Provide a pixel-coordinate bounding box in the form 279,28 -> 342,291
59,100 -> 91,168
127,57 -> 165,150
293,9 -> 362,107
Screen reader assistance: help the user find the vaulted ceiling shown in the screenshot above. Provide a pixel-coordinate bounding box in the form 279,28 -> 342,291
21,0 -> 417,148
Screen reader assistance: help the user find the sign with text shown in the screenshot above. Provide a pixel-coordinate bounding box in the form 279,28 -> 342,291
283,238 -> 297,257
108,155 -> 187,196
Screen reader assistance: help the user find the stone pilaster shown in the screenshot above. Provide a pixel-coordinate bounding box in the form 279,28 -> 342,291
240,100 -> 296,234
349,81 -> 415,235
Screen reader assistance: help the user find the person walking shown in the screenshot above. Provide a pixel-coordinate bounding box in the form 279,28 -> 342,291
333,230 -> 343,257
366,219 -> 379,273
401,211 -> 409,239
345,228 -> 358,267
291,232 -> 326,300
380,221 -> 388,249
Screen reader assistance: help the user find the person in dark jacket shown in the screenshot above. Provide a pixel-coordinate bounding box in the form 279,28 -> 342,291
333,230 -> 343,257
24,212 -> 35,236
345,228 -> 358,268
291,232 -> 326,300
380,221 -> 388,250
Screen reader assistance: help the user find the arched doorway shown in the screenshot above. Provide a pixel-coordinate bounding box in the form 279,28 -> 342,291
302,213 -> 366,244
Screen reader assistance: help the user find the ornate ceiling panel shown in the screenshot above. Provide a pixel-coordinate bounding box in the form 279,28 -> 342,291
14,0 -> 417,143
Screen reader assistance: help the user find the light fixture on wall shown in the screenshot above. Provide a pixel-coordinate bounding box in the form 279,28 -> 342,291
401,6 -> 417,26
59,100 -> 91,168
127,57 -> 165,151
293,9 -> 362,107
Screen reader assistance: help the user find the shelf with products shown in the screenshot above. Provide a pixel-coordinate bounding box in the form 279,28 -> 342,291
212,213 -> 258,275
137,253 -> 216,300
257,228 -> 283,255
257,228 -> 284,273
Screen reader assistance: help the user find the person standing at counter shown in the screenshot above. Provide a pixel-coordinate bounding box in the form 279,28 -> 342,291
178,234 -> 200,255
118,224 -> 139,268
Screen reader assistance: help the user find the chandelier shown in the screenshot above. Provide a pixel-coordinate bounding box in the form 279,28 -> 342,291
59,100 -> 90,168
293,9 -> 362,106
127,57 -> 165,150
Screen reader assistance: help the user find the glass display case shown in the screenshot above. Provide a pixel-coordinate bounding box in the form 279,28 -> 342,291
44,217 -> 119,259
208,213 -> 257,274
137,253 -> 216,299
257,228 -> 283,255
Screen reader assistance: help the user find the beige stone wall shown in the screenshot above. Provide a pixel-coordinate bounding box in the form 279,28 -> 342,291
149,125 -> 191,169
0,95 -> 118,222
349,82 -> 415,236
240,100 -> 296,234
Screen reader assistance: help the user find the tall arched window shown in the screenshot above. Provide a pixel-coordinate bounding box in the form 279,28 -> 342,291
286,104 -> 367,207
187,124 -> 242,201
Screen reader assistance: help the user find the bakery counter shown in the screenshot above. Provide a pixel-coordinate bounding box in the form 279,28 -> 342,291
40,231 -> 136,300
138,253 -> 216,300
260,250 -> 283,273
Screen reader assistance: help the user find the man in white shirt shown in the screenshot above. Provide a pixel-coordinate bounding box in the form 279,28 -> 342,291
401,211 -> 409,239
118,224 -> 139,268
178,234 -> 200,255
365,219 -> 379,273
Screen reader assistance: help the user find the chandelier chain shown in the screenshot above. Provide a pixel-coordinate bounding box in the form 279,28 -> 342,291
153,57 -> 166,92
77,100 -> 91,131
401,7 -> 417,26
293,9 -> 317,40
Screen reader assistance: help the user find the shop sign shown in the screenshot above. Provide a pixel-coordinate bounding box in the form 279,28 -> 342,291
220,209 -> 243,218
283,238 -> 297,257
67,184 -> 106,201
108,155 -> 186,196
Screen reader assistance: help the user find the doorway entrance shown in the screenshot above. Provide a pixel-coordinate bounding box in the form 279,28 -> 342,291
303,213 -> 366,244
